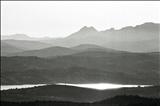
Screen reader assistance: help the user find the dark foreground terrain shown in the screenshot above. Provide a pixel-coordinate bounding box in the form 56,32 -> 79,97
1,95 -> 160,106
1,85 -> 160,106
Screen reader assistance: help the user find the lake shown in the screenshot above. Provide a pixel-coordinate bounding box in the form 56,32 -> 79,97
1,83 -> 150,91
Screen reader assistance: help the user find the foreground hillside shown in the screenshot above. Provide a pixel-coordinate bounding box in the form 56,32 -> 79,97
1,95 -> 160,106
1,85 -> 160,102
1,51 -> 159,85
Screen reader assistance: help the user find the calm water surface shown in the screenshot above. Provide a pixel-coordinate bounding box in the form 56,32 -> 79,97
1,83 -> 150,91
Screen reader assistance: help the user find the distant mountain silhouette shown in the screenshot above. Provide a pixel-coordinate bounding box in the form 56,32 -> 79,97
2,40 -> 52,51
2,22 -> 159,52
41,22 -> 160,52
67,26 -> 98,39
1,34 -> 52,41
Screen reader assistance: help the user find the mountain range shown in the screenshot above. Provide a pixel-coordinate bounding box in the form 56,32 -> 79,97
1,22 -> 160,53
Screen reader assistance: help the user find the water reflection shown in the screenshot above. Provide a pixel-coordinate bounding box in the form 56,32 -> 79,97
1,83 -> 151,91
57,83 -> 150,90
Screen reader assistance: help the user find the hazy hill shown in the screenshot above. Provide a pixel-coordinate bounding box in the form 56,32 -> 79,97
1,42 -> 24,56
71,44 -> 118,52
71,44 -> 105,50
102,39 -> 160,52
1,34 -> 32,40
41,22 -> 160,52
10,46 -> 78,57
1,34 -> 52,41
2,40 -> 52,50
1,51 -> 159,85
1,85 -> 159,102
8,44 -> 120,57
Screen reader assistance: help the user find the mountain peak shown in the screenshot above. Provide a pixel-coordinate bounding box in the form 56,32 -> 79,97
79,26 -> 97,32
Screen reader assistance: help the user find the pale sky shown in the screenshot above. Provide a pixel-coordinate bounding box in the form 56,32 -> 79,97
1,1 -> 160,38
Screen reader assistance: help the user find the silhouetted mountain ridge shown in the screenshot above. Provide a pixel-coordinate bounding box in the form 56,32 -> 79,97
1,22 -> 159,52
42,22 -> 160,52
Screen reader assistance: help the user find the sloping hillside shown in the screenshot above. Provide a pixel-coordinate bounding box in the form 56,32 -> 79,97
2,40 -> 52,50
10,46 -> 78,57
1,85 -> 160,102
1,42 -> 24,56
1,51 -> 159,85
8,44 -> 121,57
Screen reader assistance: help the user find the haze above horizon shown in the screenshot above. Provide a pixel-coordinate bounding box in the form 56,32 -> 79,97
1,1 -> 160,38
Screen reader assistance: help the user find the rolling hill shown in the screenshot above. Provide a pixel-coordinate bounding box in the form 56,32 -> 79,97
71,44 -> 118,52
1,51 -> 159,85
2,40 -> 52,51
7,44 -> 121,57
10,46 -> 78,57
1,42 -> 25,56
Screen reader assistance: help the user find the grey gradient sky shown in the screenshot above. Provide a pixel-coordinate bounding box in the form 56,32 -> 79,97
1,1 -> 160,38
